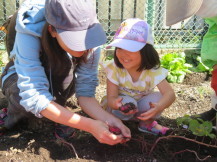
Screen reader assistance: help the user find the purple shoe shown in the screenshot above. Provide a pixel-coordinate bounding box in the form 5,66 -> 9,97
138,121 -> 169,135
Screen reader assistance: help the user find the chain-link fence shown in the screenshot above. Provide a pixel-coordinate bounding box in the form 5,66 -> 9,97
0,0 -> 208,50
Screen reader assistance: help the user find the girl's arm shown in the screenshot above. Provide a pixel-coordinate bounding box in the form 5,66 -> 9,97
156,79 -> 176,111
137,79 -> 175,121
107,79 -> 123,110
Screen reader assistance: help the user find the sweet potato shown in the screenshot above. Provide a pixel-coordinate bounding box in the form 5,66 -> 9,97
108,126 -> 122,135
119,102 -> 137,113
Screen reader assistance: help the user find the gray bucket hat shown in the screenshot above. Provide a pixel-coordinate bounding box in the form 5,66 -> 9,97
166,0 -> 203,26
45,0 -> 107,51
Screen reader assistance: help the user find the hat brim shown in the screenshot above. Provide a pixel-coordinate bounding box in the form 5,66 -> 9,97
57,23 -> 107,51
166,0 -> 203,26
106,39 -> 146,52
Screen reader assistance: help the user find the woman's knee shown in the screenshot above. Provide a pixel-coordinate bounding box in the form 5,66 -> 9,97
3,73 -> 30,116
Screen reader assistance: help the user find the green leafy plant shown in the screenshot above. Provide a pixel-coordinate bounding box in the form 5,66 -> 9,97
177,115 -> 216,139
160,52 -> 192,83
190,56 -> 212,73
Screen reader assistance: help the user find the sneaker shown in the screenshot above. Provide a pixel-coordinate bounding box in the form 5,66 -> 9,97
138,121 -> 169,135
54,123 -> 75,139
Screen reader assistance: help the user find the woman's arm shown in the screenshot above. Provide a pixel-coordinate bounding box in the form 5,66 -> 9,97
14,32 -> 53,117
40,101 -> 125,145
78,96 -> 131,139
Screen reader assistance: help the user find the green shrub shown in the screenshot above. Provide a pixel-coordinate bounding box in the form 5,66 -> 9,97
177,115 -> 216,139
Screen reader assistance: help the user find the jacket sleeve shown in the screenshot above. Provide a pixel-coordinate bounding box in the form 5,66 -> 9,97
75,47 -> 101,98
12,32 -> 53,118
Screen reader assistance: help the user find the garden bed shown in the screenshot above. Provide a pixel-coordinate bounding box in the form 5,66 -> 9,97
0,70 -> 217,162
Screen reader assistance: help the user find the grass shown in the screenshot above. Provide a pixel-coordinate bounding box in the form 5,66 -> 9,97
196,86 -> 212,99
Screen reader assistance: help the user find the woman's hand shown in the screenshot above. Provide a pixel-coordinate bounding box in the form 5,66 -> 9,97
77,97 -> 131,144
89,119 -> 131,145
105,116 -> 131,142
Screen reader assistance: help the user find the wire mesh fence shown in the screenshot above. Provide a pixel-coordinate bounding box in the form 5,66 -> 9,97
0,0 -> 208,50
0,0 -> 20,49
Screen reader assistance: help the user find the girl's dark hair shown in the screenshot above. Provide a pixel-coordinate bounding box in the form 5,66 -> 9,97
114,44 -> 160,71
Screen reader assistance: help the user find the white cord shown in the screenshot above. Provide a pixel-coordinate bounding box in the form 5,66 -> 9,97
49,67 -> 54,97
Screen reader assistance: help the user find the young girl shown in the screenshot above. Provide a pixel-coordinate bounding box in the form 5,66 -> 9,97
101,18 -> 176,135
0,0 -> 131,145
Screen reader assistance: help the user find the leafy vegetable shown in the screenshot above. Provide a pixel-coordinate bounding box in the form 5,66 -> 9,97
160,52 -> 192,83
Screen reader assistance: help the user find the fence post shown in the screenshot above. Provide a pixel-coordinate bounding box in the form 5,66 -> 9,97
121,0 -> 124,22
16,0 -> 20,10
108,0 -> 111,34
133,0 -> 137,18
146,0 -> 155,27
3,0 -> 6,20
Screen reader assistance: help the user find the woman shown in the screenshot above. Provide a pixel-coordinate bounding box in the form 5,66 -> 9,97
0,0 -> 131,145
166,0 -> 217,126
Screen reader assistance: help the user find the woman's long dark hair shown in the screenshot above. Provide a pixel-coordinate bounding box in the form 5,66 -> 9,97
114,44 -> 160,71
41,23 -> 70,74
40,23 -> 88,105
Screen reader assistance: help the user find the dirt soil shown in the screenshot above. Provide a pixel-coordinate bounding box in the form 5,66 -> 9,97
0,70 -> 217,162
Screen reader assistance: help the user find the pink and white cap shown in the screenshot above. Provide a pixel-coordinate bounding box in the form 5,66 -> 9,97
106,18 -> 154,52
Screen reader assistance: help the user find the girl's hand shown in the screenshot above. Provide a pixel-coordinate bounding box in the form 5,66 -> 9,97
119,102 -> 138,115
89,119 -> 131,145
113,97 -> 123,109
114,97 -> 137,115
137,102 -> 162,121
